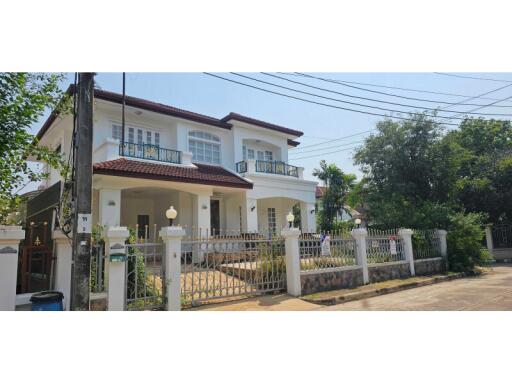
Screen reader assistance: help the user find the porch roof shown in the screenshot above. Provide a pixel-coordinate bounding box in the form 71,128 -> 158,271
93,158 -> 253,189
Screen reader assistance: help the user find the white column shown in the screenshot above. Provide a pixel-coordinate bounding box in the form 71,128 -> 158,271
0,226 -> 25,311
99,188 -> 122,228
398,228 -> 415,276
53,230 -> 73,310
159,226 -> 185,311
281,227 -> 301,296
106,226 -> 129,311
484,225 -> 493,254
243,197 -> 258,233
300,202 -> 317,234
193,192 -> 211,234
351,228 -> 369,284
436,229 -> 448,269
246,159 -> 256,174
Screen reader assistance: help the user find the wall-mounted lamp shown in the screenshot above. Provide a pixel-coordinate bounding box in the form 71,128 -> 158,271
201,204 -> 208,210
108,200 -> 116,206
250,205 -> 256,212
310,209 -> 315,214
166,206 -> 178,226
286,211 -> 295,228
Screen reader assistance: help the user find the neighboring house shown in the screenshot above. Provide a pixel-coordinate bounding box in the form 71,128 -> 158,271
315,186 -> 360,222
34,87 -> 318,239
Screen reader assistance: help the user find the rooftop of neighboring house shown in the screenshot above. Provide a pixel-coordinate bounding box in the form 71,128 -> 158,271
36,86 -> 304,142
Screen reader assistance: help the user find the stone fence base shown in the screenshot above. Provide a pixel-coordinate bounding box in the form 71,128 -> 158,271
414,257 -> 445,275
492,248 -> 512,262
300,266 -> 363,295
368,261 -> 411,283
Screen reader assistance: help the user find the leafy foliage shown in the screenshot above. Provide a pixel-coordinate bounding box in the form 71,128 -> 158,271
0,73 -> 67,224
313,160 -> 356,232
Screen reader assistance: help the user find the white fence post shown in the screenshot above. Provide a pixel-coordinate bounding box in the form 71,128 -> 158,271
0,226 -> 25,310
281,227 -> 301,296
398,228 -> 415,276
106,226 -> 129,311
484,225 -> 493,254
436,229 -> 448,269
351,228 -> 369,284
53,230 -> 73,310
159,226 -> 185,311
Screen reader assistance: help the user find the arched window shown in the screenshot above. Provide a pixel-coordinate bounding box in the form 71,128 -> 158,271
188,131 -> 221,164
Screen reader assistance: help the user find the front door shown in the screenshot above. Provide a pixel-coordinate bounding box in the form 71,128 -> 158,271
210,199 -> 220,236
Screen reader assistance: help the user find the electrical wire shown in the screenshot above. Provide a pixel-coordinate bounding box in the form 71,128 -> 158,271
231,72 -> 512,119
284,72 -> 512,106
203,73 -> 459,126
289,145 -> 360,161
290,139 -> 365,155
259,72 -> 512,116
434,72 -> 512,83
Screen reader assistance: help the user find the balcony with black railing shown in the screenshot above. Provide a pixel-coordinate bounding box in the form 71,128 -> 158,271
119,142 -> 182,164
236,160 -> 299,178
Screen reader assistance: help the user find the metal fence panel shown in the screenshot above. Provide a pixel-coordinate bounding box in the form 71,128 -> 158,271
90,242 -> 105,293
366,228 -> 405,264
412,229 -> 442,260
180,230 -> 286,306
125,242 -> 165,310
492,225 -> 512,249
299,231 -> 357,271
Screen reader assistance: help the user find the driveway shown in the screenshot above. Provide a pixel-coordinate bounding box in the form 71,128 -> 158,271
321,264 -> 512,311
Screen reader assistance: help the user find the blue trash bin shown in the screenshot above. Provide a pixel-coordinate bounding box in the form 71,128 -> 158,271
30,291 -> 64,311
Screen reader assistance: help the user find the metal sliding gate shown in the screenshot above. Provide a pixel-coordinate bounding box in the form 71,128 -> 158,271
125,242 -> 165,310
180,231 -> 286,307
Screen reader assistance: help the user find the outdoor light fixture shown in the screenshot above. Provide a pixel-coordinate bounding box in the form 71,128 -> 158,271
355,218 -> 362,228
310,209 -> 315,214
286,211 -> 295,228
250,205 -> 256,212
166,206 -> 177,226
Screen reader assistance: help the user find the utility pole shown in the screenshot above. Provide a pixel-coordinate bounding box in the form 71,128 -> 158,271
70,73 -> 95,310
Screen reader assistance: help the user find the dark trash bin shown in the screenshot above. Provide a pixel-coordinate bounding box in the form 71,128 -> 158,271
30,291 -> 64,311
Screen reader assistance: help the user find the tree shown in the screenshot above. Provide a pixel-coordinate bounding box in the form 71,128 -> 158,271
0,73 -> 67,223
313,160 -> 356,231
443,118 -> 512,223
353,114 -> 457,229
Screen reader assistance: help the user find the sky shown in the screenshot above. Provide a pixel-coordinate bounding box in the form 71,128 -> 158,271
25,72 -> 512,193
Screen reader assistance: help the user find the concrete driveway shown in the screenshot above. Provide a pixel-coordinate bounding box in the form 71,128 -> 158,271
321,264 -> 512,311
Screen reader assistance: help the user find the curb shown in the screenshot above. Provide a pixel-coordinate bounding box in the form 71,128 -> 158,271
302,272 -> 469,306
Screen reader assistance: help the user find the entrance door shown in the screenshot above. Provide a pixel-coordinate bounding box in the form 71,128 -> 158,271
210,199 -> 220,236
137,214 -> 149,240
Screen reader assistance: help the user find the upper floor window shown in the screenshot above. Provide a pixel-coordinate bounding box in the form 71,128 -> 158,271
112,124 -> 122,141
189,131 -> 221,164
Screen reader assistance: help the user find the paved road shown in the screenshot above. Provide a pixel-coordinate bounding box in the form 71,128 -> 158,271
321,264 -> 512,311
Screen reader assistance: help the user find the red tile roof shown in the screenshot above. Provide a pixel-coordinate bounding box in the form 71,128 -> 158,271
93,158 -> 253,189
221,112 -> 303,137
37,85 -> 303,141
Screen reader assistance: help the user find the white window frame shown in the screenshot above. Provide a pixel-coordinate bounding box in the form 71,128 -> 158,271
267,207 -> 276,234
188,130 -> 221,164
112,124 -> 122,141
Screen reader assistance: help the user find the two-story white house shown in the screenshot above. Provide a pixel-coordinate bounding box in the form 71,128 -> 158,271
35,87 -> 318,239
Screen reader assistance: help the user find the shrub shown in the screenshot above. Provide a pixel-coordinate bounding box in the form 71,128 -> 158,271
447,212 -> 490,271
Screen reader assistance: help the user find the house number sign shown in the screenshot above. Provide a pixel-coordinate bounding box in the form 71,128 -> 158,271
77,213 -> 92,234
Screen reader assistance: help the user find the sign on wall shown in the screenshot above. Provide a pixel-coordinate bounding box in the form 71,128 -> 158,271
77,213 -> 92,234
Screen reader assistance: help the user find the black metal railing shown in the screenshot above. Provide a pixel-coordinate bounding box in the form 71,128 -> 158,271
236,161 -> 247,173
255,160 -> 299,177
492,225 -> 512,249
119,142 -> 182,164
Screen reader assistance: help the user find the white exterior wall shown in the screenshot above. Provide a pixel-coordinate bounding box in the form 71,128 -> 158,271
232,124 -> 289,164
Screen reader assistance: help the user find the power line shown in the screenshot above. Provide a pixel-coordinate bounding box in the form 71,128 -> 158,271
437,83 -> 512,112
290,146 -> 360,161
230,72 -> 486,121
434,72 -> 512,83
439,92 -> 512,122
290,129 -> 377,151
203,73 -> 460,126
283,72 -> 512,105
291,139 -> 365,155
259,72 -> 512,116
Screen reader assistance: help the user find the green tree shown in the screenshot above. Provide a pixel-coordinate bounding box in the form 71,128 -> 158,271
0,73 -> 67,223
313,160 -> 356,231
353,114 -> 457,229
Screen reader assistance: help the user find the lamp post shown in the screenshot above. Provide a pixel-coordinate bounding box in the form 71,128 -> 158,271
355,218 -> 361,228
286,211 -> 295,228
166,206 -> 177,226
